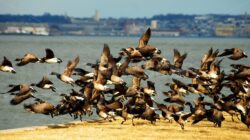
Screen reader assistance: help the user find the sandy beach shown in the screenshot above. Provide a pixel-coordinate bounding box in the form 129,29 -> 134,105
0,114 -> 249,140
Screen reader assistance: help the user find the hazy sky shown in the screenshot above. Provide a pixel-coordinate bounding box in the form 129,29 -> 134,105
1,0 -> 250,18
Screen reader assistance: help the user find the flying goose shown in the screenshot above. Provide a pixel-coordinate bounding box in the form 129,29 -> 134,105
9,84 -> 37,105
137,28 -> 161,58
237,107 -> 250,128
40,48 -> 62,64
218,48 -> 247,60
143,81 -> 156,96
24,99 -> 55,117
51,56 -> 80,85
0,56 -> 16,73
120,47 -> 145,62
15,53 -> 40,66
117,106 -> 135,126
125,76 -> 141,97
173,49 -> 187,69
31,76 -> 56,92
171,112 -> 193,130
200,48 -> 219,71
125,66 -> 149,80
138,104 -> 160,125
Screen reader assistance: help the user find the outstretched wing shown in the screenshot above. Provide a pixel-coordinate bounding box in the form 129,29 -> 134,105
45,48 -> 55,59
63,56 -> 80,76
138,28 -> 151,48
2,56 -> 13,67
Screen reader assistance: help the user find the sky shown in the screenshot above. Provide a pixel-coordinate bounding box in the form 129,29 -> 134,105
0,0 -> 250,18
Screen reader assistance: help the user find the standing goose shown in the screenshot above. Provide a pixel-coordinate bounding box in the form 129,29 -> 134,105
51,56 -> 80,85
0,56 -> 16,73
31,76 -> 56,92
218,48 -> 247,60
40,48 -> 62,64
15,53 -> 40,66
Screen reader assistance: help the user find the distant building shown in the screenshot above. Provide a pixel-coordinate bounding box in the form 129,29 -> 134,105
237,24 -> 250,37
152,29 -> 180,37
94,10 -> 100,22
0,23 -> 49,35
194,15 -> 211,21
4,26 -> 21,34
151,20 -> 157,29
124,23 -> 140,35
215,24 -> 235,37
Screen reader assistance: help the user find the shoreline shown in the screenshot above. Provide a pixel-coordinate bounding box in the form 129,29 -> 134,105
0,115 -> 250,140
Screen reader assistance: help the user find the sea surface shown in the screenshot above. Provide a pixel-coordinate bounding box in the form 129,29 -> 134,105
0,35 -> 249,130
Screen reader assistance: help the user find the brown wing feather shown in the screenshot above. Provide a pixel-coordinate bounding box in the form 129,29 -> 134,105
63,56 -> 80,76
138,28 -> 151,48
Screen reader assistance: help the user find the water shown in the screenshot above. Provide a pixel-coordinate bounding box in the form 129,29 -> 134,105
0,35 -> 249,130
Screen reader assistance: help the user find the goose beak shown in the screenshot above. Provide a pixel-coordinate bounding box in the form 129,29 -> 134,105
30,87 -> 37,93
243,52 -> 248,58
11,70 -> 16,74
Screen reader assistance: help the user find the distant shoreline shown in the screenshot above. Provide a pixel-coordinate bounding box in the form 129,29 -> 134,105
0,34 -> 249,39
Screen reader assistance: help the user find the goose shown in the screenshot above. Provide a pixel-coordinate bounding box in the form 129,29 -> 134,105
158,58 -> 173,75
141,55 -> 163,71
173,49 -> 187,69
51,56 -> 79,85
73,68 -> 94,87
237,107 -> 250,128
93,70 -> 111,91
205,108 -> 225,127
218,48 -> 247,60
125,66 -> 149,80
137,28 -> 161,58
15,53 -> 40,66
153,101 -> 177,122
96,95 -> 116,121
40,48 -> 62,64
125,76 -> 141,97
171,112 -> 193,130
120,47 -> 145,62
24,99 -> 55,117
164,93 -> 185,105
9,84 -> 37,105
213,95 -> 240,122
73,68 -> 94,77
118,106 -> 135,126
166,78 -> 188,95
0,56 -> 16,73
200,48 -> 219,71
98,44 -> 113,76
108,53 -> 127,85
31,76 -> 56,92
143,81 -> 156,96
138,104 -> 160,125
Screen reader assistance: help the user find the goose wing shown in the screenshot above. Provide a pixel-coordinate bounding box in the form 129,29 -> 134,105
63,56 -> 80,76
138,28 -> 151,48
2,56 -> 13,67
45,48 -> 55,59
